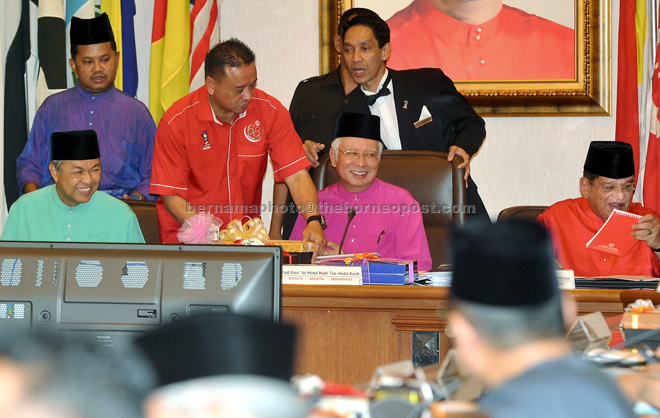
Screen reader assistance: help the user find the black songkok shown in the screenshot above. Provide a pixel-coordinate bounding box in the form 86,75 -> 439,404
583,141 -> 635,179
334,112 -> 383,144
134,313 -> 296,386
50,130 -> 100,161
451,221 -> 559,307
70,13 -> 114,46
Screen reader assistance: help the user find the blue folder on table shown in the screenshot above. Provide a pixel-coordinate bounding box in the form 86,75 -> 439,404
315,255 -> 417,285
361,259 -> 417,285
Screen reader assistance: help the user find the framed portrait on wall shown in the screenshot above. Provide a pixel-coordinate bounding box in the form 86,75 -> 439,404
319,0 -> 611,116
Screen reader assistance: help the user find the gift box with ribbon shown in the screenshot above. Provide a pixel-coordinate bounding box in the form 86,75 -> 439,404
317,253 -> 417,285
178,216 -> 314,263
219,217 -> 270,244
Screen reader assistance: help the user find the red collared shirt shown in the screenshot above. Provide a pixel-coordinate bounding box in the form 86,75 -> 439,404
538,198 -> 660,277
151,87 -> 310,243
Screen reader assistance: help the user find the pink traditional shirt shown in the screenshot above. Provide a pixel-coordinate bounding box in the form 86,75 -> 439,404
290,178 -> 433,271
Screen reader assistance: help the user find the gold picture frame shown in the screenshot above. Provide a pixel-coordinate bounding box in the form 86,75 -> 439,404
319,0 -> 611,116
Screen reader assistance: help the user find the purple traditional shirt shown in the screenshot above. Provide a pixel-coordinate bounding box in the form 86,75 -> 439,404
17,85 -> 156,200
290,178 -> 433,271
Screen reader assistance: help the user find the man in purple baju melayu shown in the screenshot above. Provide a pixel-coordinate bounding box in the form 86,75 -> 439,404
17,13 -> 156,201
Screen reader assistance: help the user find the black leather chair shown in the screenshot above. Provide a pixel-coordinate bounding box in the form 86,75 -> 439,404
313,150 -> 466,268
125,200 -> 159,244
497,206 -> 549,222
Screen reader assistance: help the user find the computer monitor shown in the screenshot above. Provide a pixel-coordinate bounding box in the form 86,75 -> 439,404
0,242 -> 282,345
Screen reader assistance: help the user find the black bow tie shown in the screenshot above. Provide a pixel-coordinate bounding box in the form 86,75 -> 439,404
366,86 -> 391,106
365,74 -> 392,106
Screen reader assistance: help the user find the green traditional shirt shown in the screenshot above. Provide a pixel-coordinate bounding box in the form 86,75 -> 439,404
1,185 -> 144,243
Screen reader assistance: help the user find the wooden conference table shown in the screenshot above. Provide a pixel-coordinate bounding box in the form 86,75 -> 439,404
281,285 -> 660,384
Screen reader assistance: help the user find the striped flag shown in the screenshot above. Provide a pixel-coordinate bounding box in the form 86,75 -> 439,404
615,0 -> 642,181
101,0 -> 138,96
36,0 -> 67,109
617,0 -> 660,212
101,0 -> 123,91
149,0 -> 191,124
101,0 -> 138,97
189,0 -> 220,92
65,0 -> 95,88
643,3 -> 660,212
3,0 -> 30,210
120,0 -> 138,96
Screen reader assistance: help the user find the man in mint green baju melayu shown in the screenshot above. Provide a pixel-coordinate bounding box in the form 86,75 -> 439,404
1,130 -> 144,243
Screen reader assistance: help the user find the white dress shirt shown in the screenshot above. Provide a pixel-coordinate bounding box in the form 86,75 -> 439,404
362,70 -> 402,150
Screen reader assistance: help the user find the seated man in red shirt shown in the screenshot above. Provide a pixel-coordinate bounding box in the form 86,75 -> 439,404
537,141 -> 660,277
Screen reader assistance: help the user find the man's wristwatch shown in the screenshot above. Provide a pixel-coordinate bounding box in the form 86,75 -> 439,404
307,215 -> 327,230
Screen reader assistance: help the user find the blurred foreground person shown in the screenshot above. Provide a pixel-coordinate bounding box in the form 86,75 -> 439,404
0,330 -> 156,418
135,313 -> 296,386
447,221 -> 635,418
617,362 -> 660,412
145,375 -> 310,418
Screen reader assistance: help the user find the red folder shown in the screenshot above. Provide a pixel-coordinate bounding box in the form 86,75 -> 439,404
585,209 -> 642,256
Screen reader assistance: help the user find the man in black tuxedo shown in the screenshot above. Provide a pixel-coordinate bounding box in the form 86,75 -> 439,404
338,13 -> 488,218
271,10 -> 488,239
270,8 -> 379,239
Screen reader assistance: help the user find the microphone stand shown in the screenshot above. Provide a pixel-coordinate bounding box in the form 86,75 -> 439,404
338,208 -> 356,255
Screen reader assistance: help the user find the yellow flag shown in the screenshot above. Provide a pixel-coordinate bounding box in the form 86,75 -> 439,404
149,0 -> 190,124
101,0 -> 123,91
635,0 -> 647,85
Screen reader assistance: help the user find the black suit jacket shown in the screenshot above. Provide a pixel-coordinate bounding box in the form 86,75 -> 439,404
289,67 -> 363,149
287,67 -> 489,222
389,68 -> 485,156
343,68 -> 486,157
342,68 -> 489,216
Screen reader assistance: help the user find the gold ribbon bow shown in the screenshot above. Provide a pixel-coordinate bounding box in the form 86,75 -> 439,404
219,217 -> 270,244
343,252 -> 380,265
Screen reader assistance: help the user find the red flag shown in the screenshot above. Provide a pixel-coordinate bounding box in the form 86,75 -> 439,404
615,0 -> 641,180
148,0 -> 190,124
189,0 -> 219,91
643,9 -> 660,212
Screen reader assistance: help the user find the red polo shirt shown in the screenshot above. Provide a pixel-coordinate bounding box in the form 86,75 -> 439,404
150,87 -> 310,243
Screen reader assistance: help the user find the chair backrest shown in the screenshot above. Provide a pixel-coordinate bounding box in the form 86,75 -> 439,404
125,200 -> 160,244
496,206 -> 549,222
313,150 -> 466,267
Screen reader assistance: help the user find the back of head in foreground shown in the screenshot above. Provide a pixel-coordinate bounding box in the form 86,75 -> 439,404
145,375 -> 310,418
449,221 -> 635,418
134,312 -> 296,386
0,330 -> 156,418
450,220 -> 565,354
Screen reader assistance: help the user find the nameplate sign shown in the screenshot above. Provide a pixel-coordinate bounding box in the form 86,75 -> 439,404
282,265 -> 362,285
556,269 -> 575,289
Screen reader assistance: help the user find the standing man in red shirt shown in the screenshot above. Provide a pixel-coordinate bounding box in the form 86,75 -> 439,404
150,39 -> 327,258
